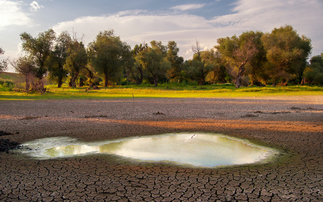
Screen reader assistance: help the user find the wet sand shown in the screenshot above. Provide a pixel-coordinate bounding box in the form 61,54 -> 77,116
1,96 -> 322,201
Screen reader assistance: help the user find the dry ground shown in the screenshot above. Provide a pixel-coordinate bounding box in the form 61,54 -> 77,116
0,96 -> 322,201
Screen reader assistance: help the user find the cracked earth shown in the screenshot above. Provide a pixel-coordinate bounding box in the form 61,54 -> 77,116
0,96 -> 322,201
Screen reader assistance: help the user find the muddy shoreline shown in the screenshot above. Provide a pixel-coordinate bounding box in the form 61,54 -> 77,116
1,96 -> 322,201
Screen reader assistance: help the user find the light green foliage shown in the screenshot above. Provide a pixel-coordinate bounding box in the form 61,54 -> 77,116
20,29 -> 56,79
65,40 -> 87,87
48,32 -> 72,87
135,41 -> 171,86
261,25 -> 311,85
89,30 -> 130,87
303,54 -> 323,85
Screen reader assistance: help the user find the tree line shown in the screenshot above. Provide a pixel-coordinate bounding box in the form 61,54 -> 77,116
3,25 -> 323,92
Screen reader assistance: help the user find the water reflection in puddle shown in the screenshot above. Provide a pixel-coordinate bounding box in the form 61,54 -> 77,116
19,133 -> 279,168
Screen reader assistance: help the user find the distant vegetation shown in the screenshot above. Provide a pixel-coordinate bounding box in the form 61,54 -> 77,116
1,25 -> 322,94
1,82 -> 322,100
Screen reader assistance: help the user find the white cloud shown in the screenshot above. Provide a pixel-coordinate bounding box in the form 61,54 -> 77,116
211,0 -> 323,56
30,1 -> 43,12
0,0 -> 33,30
3,0 -> 323,72
170,4 -> 205,11
52,11 -> 219,59
52,0 -> 323,60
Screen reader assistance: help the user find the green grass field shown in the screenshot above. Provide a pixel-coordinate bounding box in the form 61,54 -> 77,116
1,72 -> 322,100
1,83 -> 322,100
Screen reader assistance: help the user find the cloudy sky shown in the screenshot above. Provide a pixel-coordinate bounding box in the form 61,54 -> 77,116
1,0 -> 323,72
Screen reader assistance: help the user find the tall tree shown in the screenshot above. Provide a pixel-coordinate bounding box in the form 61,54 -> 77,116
216,33 -> 258,88
135,41 -> 171,86
261,25 -> 311,85
166,41 -> 184,82
89,30 -> 129,87
48,32 -> 72,87
239,31 -> 267,85
0,48 -> 8,72
20,29 -> 56,80
65,40 -> 88,87
127,44 -> 148,84
189,41 -> 216,85
187,52 -> 214,85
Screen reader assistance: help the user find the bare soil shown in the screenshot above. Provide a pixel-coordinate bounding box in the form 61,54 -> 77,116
0,96 -> 322,201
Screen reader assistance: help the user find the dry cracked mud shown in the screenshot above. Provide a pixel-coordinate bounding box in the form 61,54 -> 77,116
0,96 -> 322,201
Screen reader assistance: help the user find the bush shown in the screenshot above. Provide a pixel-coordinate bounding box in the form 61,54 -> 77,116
0,80 -> 14,91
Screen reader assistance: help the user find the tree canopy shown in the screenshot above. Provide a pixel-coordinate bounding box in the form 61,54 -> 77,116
89,30 -> 131,87
135,41 -> 171,86
261,25 -> 311,85
20,29 -> 56,80
10,24 -> 322,90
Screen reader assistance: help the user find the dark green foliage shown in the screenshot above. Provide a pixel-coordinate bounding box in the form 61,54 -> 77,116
48,32 -> 71,87
65,40 -> 88,87
89,30 -> 130,87
303,54 -> 323,85
261,25 -> 311,85
135,41 -> 171,86
9,25 -> 316,88
215,32 -> 259,88
166,41 -> 184,82
20,29 -> 56,80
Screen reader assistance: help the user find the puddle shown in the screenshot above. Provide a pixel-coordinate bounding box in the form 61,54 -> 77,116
17,133 -> 279,168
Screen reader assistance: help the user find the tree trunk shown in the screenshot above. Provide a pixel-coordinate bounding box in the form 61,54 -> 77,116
199,78 -> 205,85
138,67 -> 144,85
235,61 -> 247,88
104,74 -> 109,87
58,76 -> 63,88
153,74 -> 158,87
79,77 -> 84,87
70,72 -> 78,88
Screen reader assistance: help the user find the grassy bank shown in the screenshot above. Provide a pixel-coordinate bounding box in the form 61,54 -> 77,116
0,84 -> 322,100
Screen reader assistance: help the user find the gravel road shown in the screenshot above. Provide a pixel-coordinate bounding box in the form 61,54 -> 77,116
0,96 -> 322,201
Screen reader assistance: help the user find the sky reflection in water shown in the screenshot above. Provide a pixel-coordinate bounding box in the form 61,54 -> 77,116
20,133 -> 279,168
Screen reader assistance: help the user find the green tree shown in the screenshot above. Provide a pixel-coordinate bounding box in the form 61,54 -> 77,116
216,33 -> 258,88
127,44 -> 148,84
48,32 -> 72,87
0,48 -> 8,72
135,41 -> 171,86
89,30 -> 129,87
166,41 -> 184,82
239,31 -> 267,85
20,29 -> 56,80
303,54 -> 323,85
202,49 -> 227,84
65,40 -> 88,88
187,41 -> 213,85
261,25 -> 311,85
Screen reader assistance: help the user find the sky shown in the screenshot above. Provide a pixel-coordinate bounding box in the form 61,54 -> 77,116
1,0 -> 323,72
